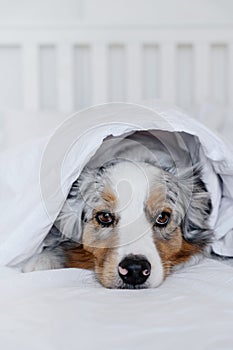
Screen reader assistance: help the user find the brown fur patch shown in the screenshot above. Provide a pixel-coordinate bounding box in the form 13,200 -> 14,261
146,188 -> 167,216
63,240 -> 118,287
82,225 -> 119,288
85,245 -> 118,288
102,188 -> 117,204
63,244 -> 95,270
155,227 -> 201,276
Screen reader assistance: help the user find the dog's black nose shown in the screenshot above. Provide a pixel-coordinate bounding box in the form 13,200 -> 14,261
118,255 -> 151,286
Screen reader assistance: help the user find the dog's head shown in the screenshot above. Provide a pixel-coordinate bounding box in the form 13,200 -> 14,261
58,160 -> 212,289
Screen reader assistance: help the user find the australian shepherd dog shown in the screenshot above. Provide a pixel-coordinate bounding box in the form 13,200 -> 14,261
23,135 -> 212,289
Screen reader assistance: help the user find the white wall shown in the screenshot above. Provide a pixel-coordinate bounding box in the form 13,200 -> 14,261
0,0 -> 233,26
0,0 -> 232,148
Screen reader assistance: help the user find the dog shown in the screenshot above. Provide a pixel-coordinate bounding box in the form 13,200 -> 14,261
23,135 -> 213,289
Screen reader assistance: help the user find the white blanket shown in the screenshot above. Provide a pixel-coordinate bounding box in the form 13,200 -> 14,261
0,102 -> 233,267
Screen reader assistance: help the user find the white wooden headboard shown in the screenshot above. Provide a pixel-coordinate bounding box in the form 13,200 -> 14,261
0,27 -> 232,113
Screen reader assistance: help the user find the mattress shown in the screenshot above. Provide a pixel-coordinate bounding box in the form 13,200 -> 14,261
1,258 -> 233,350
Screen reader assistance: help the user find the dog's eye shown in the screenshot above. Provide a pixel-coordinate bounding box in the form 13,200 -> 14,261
155,211 -> 171,227
96,211 -> 115,227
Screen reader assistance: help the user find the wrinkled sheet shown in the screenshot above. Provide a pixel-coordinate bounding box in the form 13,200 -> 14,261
0,258 -> 233,350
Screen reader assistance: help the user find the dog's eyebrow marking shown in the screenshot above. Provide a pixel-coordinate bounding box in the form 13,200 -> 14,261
146,187 -> 167,215
102,188 -> 117,204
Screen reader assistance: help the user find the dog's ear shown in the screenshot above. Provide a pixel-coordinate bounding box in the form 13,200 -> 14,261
177,165 -> 213,248
53,179 -> 86,243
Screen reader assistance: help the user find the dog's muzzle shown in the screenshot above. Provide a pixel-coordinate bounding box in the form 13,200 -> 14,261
118,255 -> 151,287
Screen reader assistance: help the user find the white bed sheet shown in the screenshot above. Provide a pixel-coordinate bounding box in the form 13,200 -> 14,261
1,258 -> 233,350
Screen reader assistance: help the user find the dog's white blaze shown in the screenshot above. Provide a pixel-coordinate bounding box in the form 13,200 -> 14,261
109,162 -> 164,287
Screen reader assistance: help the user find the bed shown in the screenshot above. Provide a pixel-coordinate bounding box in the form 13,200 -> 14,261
0,102 -> 233,349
